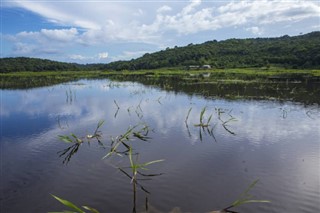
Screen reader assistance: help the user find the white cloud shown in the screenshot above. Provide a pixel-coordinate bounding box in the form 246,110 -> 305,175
142,0 -> 320,36
134,8 -> 144,16
246,26 -> 264,35
40,28 -> 78,42
3,0 -> 320,62
16,28 -> 78,43
13,42 -> 36,55
215,0 -> 320,26
69,54 -> 87,60
157,5 -> 172,13
6,0 -> 320,41
98,52 -> 108,59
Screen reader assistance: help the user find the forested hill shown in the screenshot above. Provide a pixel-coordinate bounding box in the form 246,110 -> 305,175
1,31 -> 319,72
0,57 -> 86,73
104,31 -> 320,70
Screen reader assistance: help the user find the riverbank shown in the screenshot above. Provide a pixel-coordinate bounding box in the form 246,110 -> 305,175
1,67 -> 320,89
1,68 -> 319,104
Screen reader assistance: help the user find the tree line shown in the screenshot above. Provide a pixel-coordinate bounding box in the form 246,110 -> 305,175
1,31 -> 319,73
104,31 -> 320,70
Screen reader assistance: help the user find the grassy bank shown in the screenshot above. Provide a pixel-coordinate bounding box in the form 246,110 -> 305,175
1,68 -> 319,89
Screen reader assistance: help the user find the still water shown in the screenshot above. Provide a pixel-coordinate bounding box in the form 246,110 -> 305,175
1,79 -> 319,213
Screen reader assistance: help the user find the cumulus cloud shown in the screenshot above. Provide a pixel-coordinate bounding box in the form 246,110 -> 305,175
13,42 -> 36,55
3,0 -> 320,62
6,0 -> 320,40
246,26 -> 264,35
142,0 -> 320,35
40,28 -> 78,42
98,52 -> 108,59
16,28 -> 78,43
157,5 -> 172,13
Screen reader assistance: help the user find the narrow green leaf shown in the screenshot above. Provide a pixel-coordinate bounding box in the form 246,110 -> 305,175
97,120 -> 105,129
58,135 -> 73,143
143,159 -> 165,166
82,205 -> 100,213
207,114 -> 213,124
240,200 -> 271,204
51,194 -> 85,213
200,107 -> 206,123
70,133 -> 78,139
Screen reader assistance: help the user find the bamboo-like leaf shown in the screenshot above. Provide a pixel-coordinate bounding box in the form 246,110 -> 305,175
51,194 -> 85,213
58,135 -> 73,143
185,107 -> 192,123
82,205 -> 100,213
143,159 -> 164,167
207,114 -> 213,124
200,107 -> 206,123
70,133 -> 78,139
97,120 -> 105,129
237,200 -> 270,205
231,179 -> 270,208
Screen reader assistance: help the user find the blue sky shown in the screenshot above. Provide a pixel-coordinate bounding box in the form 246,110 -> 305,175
1,0 -> 319,64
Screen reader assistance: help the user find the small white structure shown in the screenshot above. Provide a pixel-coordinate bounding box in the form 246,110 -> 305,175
202,65 -> 211,69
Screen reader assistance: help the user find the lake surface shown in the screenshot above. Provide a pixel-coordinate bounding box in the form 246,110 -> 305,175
1,79 -> 319,213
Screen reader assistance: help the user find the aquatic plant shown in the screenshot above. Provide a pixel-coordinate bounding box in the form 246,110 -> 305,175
210,179 -> 270,213
194,107 -> 213,128
49,194 -> 100,213
58,120 -> 104,164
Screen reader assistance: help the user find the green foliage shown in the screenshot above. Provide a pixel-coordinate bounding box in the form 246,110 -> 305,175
1,32 -> 319,73
0,57 -> 107,73
103,31 -> 320,70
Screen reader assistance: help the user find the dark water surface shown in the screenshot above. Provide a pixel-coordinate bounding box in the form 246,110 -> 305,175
1,79 -> 319,213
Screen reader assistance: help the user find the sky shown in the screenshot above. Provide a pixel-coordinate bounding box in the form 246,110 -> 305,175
1,0 -> 319,64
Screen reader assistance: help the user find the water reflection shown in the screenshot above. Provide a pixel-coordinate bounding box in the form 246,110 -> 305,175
1,79 -> 319,213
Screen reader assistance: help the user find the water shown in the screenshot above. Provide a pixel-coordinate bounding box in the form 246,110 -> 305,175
1,79 -> 319,213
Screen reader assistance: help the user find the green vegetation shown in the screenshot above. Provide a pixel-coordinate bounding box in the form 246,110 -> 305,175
1,32 -> 319,73
0,57 -> 104,73
104,31 -> 320,70
52,113 -> 268,213
1,68 -> 319,104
